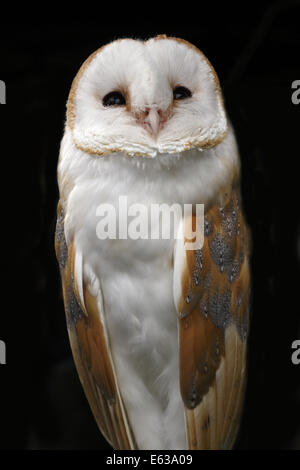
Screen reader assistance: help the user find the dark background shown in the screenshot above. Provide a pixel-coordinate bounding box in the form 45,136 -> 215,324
0,0 -> 299,450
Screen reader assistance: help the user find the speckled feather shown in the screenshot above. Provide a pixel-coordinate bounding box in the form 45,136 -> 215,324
55,205 -> 137,449
176,186 -> 250,449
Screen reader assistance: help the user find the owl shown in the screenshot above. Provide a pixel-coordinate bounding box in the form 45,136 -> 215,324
55,35 -> 251,450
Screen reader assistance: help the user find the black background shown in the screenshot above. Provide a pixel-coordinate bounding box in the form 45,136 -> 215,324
0,0 -> 299,451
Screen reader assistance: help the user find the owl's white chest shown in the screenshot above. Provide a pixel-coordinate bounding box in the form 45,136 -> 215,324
65,157 -> 196,449
71,179 -> 186,449
99,233 -> 184,450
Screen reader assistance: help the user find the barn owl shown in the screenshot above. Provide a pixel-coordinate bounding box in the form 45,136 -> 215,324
55,35 -> 251,450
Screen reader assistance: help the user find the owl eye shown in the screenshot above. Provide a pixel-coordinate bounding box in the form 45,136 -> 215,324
173,86 -> 192,100
102,91 -> 126,107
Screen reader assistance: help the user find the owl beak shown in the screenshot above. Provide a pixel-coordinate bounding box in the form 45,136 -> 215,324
145,108 -> 161,136
134,107 -> 166,137
134,107 -> 169,137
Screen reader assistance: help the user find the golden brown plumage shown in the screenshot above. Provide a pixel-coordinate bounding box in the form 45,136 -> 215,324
55,203 -> 136,449
176,186 -> 250,449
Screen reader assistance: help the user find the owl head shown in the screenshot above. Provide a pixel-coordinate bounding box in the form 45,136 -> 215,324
66,35 -> 227,158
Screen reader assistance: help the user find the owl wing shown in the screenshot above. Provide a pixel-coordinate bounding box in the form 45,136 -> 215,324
55,202 -> 137,450
173,186 -> 251,450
